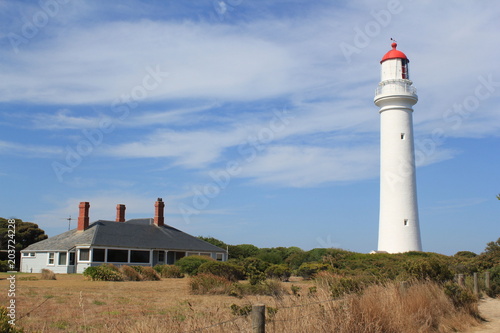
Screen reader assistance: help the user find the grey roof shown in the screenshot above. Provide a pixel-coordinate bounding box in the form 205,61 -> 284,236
22,224 -> 97,251
22,219 -> 225,253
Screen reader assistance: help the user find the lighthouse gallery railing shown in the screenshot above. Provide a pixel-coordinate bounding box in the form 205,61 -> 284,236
375,79 -> 417,96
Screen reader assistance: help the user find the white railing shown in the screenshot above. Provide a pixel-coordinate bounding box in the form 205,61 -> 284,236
375,80 -> 417,96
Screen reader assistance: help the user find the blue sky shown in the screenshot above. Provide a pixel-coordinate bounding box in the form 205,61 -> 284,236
0,0 -> 498,255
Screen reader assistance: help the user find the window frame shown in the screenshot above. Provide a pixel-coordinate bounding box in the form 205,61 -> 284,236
47,252 -> 55,265
78,248 -> 90,262
58,252 -> 67,265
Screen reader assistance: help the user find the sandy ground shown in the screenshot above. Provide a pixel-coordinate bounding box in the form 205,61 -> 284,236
462,297 -> 500,333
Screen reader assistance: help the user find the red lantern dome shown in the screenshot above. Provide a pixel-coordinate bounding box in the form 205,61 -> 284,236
380,42 -> 408,64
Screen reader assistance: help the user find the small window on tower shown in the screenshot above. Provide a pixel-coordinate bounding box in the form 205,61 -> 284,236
402,59 -> 409,79
401,133 -> 405,140
404,219 -> 409,226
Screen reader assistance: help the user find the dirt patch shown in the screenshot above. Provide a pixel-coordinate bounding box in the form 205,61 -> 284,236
462,297 -> 500,333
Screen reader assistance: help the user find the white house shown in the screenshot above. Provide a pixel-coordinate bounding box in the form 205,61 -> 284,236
20,199 -> 227,274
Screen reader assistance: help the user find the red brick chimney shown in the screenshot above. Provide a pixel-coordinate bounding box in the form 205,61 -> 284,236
154,198 -> 165,227
116,204 -> 126,222
77,202 -> 90,231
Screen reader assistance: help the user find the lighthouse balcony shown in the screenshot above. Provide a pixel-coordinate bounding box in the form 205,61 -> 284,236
375,79 -> 417,98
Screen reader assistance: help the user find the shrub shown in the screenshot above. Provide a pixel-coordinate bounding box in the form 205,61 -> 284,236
486,265 -> 500,297
83,265 -> 123,281
246,264 -> 266,285
154,265 -> 184,278
120,265 -> 141,281
242,257 -> 270,274
330,277 -> 364,298
189,273 -> 232,295
315,271 -> 365,298
443,281 -> 478,316
403,258 -> 453,282
175,255 -> 214,275
198,261 -> 245,282
0,306 -> 24,332
0,261 -> 9,273
266,264 -> 291,282
139,266 -> 161,281
231,279 -> 288,297
41,269 -> 56,280
296,262 -> 329,279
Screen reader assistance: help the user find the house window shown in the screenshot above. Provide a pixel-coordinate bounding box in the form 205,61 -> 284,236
130,250 -> 150,263
58,252 -> 67,265
79,249 -> 90,261
107,249 -> 128,263
158,251 -> 165,262
48,253 -> 55,265
92,249 -> 105,262
216,253 -> 223,261
22,252 -> 36,257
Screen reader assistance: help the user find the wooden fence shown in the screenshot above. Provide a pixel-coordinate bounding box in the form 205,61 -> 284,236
455,272 -> 491,296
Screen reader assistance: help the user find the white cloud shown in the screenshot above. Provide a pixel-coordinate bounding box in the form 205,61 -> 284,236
1,0 -> 499,189
0,140 -> 63,157
238,144 -> 379,187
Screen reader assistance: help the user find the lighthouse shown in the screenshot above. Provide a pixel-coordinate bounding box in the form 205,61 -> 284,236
374,41 -> 422,253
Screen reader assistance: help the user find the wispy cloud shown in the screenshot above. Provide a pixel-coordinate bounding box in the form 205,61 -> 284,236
238,144 -> 379,187
0,140 -> 63,157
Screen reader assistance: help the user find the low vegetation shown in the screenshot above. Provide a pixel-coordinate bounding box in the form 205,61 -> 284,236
40,269 -> 56,280
83,264 -> 160,281
2,236 -> 498,332
153,264 -> 184,278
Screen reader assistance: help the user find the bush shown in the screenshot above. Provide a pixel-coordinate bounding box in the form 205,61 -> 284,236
231,279 -> 288,297
198,261 -> 245,282
139,266 -> 161,281
403,258 -> 453,282
266,264 -> 291,282
189,273 -> 233,295
242,257 -> 270,273
41,269 -> 56,280
443,281 -> 478,316
241,257 -> 270,285
296,262 -> 329,279
0,261 -> 9,273
83,264 -> 123,281
487,265 -> 500,297
154,265 -> 184,278
175,255 -> 214,275
0,306 -> 24,332
314,271 -> 365,298
120,265 -> 142,281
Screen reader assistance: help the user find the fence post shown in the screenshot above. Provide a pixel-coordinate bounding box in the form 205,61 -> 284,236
473,272 -> 479,296
458,274 -> 465,287
485,271 -> 490,291
252,304 -> 265,333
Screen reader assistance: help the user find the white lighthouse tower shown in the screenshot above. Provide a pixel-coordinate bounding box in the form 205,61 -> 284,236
374,41 -> 422,253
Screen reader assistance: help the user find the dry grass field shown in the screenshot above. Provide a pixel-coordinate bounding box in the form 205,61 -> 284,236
0,272 -> 484,333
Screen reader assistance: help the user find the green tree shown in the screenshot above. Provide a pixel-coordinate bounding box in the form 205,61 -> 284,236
228,244 -> 259,259
197,236 -> 227,249
484,238 -> 500,255
0,218 -> 48,270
